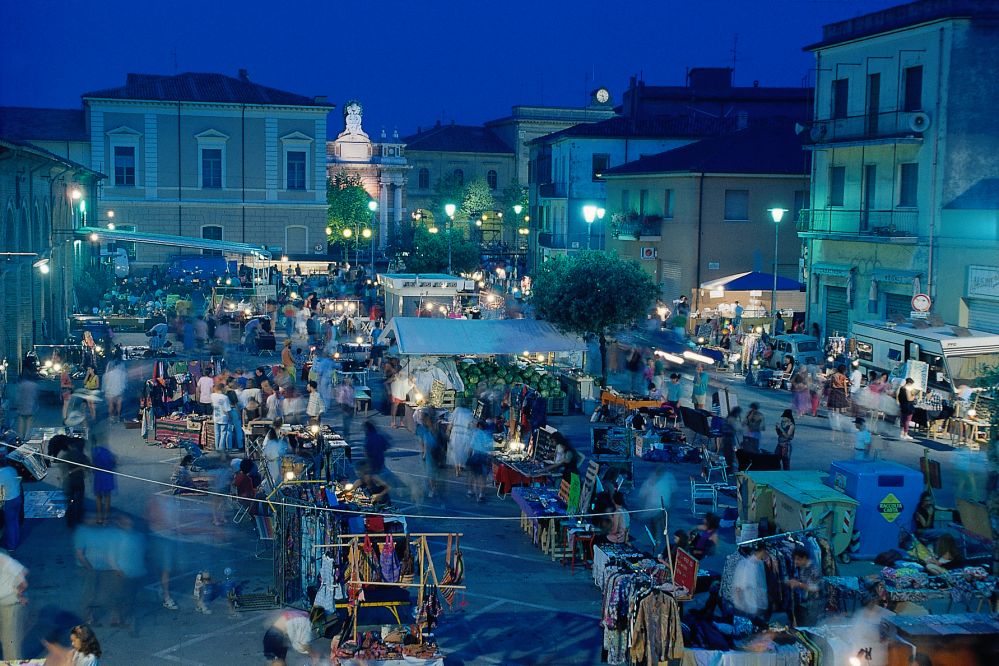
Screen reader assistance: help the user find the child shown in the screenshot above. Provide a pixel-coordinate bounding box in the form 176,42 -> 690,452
854,417 -> 872,460
194,571 -> 213,614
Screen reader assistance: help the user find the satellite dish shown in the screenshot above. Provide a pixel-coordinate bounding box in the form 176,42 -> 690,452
794,123 -> 808,136
809,123 -> 827,141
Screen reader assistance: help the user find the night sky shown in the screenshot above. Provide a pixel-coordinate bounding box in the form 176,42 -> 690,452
2,0 -> 899,135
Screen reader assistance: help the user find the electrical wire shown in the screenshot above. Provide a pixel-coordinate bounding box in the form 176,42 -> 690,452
0,439 -> 660,522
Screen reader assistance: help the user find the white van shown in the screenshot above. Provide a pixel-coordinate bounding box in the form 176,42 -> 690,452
852,320 -> 999,399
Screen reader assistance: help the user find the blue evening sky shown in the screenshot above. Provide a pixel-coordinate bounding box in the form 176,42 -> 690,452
1,0 -> 899,134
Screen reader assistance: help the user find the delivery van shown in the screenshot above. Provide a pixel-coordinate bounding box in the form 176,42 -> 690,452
852,320 -> 999,399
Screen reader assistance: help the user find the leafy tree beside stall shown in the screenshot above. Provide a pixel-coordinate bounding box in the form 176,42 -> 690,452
404,225 -> 480,275
327,170 -> 372,258
531,251 -> 657,388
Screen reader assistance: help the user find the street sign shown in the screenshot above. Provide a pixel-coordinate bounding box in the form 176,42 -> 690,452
878,492 -> 904,523
911,293 -> 931,312
672,548 -> 699,599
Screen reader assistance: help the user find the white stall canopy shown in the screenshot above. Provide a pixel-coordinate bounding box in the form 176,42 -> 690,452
379,317 -> 586,356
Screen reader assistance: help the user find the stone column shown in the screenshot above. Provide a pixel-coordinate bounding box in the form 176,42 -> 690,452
378,177 -> 389,250
393,183 -> 403,249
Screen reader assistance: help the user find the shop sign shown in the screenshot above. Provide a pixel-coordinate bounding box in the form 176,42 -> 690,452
878,493 -> 903,523
672,548 -> 699,599
968,266 -> 999,300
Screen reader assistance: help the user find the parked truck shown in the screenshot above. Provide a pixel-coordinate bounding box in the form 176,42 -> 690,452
852,320 -> 999,399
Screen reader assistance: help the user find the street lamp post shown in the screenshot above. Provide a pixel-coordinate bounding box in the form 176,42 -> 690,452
582,205 -> 606,250
444,203 -> 456,274
767,207 -> 788,330
367,200 -> 378,278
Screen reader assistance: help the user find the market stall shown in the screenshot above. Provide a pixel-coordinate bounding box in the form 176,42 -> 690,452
692,271 -> 806,334
316,532 -> 462,666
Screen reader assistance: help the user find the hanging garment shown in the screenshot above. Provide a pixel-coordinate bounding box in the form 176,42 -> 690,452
630,589 -> 684,666
379,534 -> 401,583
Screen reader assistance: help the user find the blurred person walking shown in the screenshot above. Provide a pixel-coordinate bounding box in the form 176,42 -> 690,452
58,438 -> 90,529
447,406 -> 473,477
74,519 -> 115,625
102,361 -> 126,424
106,514 -> 145,633
335,378 -> 355,443
146,493 -> 181,610
467,421 -> 494,502
775,409 -> 796,471
636,466 -> 676,550
0,457 -> 23,551
0,550 -> 28,659
90,442 -> 116,526
15,374 -> 37,437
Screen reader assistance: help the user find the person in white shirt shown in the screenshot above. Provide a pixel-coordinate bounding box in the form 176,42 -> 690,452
262,423 -> 290,488
305,381 -> 325,425
102,362 -> 127,423
265,387 -> 282,421
196,371 -> 215,416
849,363 -> 864,395
0,458 -> 23,551
731,543 -> 768,622
0,551 -> 28,660
210,384 -> 232,452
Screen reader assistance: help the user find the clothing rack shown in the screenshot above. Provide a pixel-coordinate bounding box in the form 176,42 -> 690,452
737,526 -> 817,547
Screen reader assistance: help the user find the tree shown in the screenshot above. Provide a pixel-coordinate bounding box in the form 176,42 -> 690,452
531,251 -> 657,388
428,175 -> 496,232
459,177 -> 496,224
498,179 -> 528,218
327,170 -> 373,257
974,365 -> 999,574
404,226 -> 480,275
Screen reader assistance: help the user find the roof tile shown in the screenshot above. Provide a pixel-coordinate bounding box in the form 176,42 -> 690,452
83,72 -> 330,107
404,124 -> 513,154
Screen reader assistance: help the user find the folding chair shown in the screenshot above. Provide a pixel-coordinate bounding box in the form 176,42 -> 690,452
701,445 -> 728,484
232,496 -> 252,525
690,476 -> 718,516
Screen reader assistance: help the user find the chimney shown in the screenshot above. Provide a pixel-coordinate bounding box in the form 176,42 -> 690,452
238,68 -> 249,81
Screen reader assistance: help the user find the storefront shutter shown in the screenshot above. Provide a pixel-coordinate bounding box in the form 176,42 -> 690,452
825,286 -> 850,338
660,261 -> 682,302
968,299 -> 999,333
885,292 -> 911,320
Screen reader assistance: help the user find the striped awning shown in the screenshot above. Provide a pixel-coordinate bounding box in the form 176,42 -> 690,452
75,227 -> 271,258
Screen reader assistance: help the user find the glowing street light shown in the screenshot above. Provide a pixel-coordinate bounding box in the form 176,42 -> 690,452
767,207 -> 788,328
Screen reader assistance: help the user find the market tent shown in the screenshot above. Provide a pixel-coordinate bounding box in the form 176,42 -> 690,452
76,227 -> 271,258
404,356 -> 465,396
695,271 -> 806,318
699,271 -> 803,292
379,317 -> 586,355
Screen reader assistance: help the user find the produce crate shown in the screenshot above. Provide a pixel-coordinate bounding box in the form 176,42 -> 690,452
440,389 -> 457,409
546,394 -> 567,416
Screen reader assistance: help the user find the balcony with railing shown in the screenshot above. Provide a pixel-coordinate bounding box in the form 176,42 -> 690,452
610,212 -> 664,240
797,208 -> 919,242
806,109 -> 929,147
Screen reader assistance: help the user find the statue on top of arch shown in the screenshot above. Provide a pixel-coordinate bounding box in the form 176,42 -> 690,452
341,100 -> 368,139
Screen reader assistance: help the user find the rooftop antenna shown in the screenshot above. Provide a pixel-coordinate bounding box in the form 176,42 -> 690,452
730,33 -> 740,73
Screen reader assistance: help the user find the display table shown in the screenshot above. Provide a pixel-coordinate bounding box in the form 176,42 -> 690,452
511,487 -> 566,552
154,415 -> 211,449
600,389 -> 660,410
492,456 -> 550,496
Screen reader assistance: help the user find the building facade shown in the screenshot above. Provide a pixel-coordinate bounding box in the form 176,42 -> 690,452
0,139 -> 102,369
602,124 -> 809,303
326,102 -> 408,251
527,69 -> 813,269
799,0 -> 999,337
1,71 -> 333,266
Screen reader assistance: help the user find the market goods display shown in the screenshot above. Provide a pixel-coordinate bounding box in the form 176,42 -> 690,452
456,360 -> 565,399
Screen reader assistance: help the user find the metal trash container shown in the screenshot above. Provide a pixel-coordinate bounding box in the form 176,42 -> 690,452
737,471 -> 825,524
826,459 -> 924,560
770,476 -> 858,561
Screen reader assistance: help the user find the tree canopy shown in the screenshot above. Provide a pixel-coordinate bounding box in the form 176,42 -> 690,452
404,226 -> 480,275
327,170 -> 374,250
531,251 -> 657,386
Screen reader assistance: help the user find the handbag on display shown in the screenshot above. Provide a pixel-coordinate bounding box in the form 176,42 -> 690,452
380,533 -> 401,583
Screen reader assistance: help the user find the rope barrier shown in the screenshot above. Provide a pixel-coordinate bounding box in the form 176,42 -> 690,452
0,439 -> 660,522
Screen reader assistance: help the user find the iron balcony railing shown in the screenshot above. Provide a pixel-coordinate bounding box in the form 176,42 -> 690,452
797,208 -> 919,238
807,109 -> 929,144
